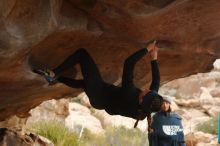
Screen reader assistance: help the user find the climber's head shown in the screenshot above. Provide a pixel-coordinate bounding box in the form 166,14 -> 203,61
141,91 -> 163,113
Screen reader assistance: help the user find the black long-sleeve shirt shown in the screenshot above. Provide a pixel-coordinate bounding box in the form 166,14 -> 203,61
103,48 -> 160,119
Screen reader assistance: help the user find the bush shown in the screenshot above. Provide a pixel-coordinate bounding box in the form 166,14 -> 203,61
196,117 -> 218,135
31,121 -> 79,146
30,121 -> 149,146
79,128 -> 106,146
80,126 -> 149,146
104,126 -> 148,146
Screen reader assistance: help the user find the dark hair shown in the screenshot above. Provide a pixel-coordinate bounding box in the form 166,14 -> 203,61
161,101 -> 172,113
167,106 -> 172,113
151,96 -> 163,111
141,91 -> 163,113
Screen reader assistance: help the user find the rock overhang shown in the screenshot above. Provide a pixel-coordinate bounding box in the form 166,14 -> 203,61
0,0 -> 220,121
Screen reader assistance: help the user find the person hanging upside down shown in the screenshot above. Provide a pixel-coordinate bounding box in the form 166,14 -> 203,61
34,41 -> 163,127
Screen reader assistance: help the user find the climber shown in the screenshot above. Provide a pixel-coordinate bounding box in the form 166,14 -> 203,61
148,96 -> 185,146
34,40 -> 163,126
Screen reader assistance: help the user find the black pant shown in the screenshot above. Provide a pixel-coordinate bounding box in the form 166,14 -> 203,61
53,48 -> 105,108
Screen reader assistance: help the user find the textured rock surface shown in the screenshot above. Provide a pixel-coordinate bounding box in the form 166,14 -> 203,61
0,116 -> 27,129
213,59 -> 220,70
1,0 -> 220,120
185,132 -> 217,146
93,109 -> 148,130
0,128 -> 54,146
65,102 -> 104,134
26,99 -> 69,126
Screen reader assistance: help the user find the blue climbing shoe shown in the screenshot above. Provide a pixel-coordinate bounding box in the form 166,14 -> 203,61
33,69 -> 56,84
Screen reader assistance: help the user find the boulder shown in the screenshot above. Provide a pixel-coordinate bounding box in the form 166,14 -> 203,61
185,132 -> 215,146
175,99 -> 201,108
201,105 -> 220,117
78,92 -> 92,108
161,71 -> 220,100
213,59 -> 220,71
199,87 -> 214,105
26,99 -> 69,125
0,116 -> 27,129
180,108 -> 210,134
65,102 -> 104,134
93,110 -> 148,131
210,87 -> 220,97
0,128 -> 54,146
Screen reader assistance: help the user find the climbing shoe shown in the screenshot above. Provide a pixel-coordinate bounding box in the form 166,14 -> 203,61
33,69 -> 57,84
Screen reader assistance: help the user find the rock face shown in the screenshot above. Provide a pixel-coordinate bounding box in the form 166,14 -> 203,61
65,102 -> 104,134
1,0 -> 220,121
0,128 -> 54,146
185,132 -> 218,146
26,99 -> 69,125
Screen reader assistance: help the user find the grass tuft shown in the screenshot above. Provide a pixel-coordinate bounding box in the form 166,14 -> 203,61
196,117 -> 218,135
31,121 -> 79,146
30,121 -> 148,146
